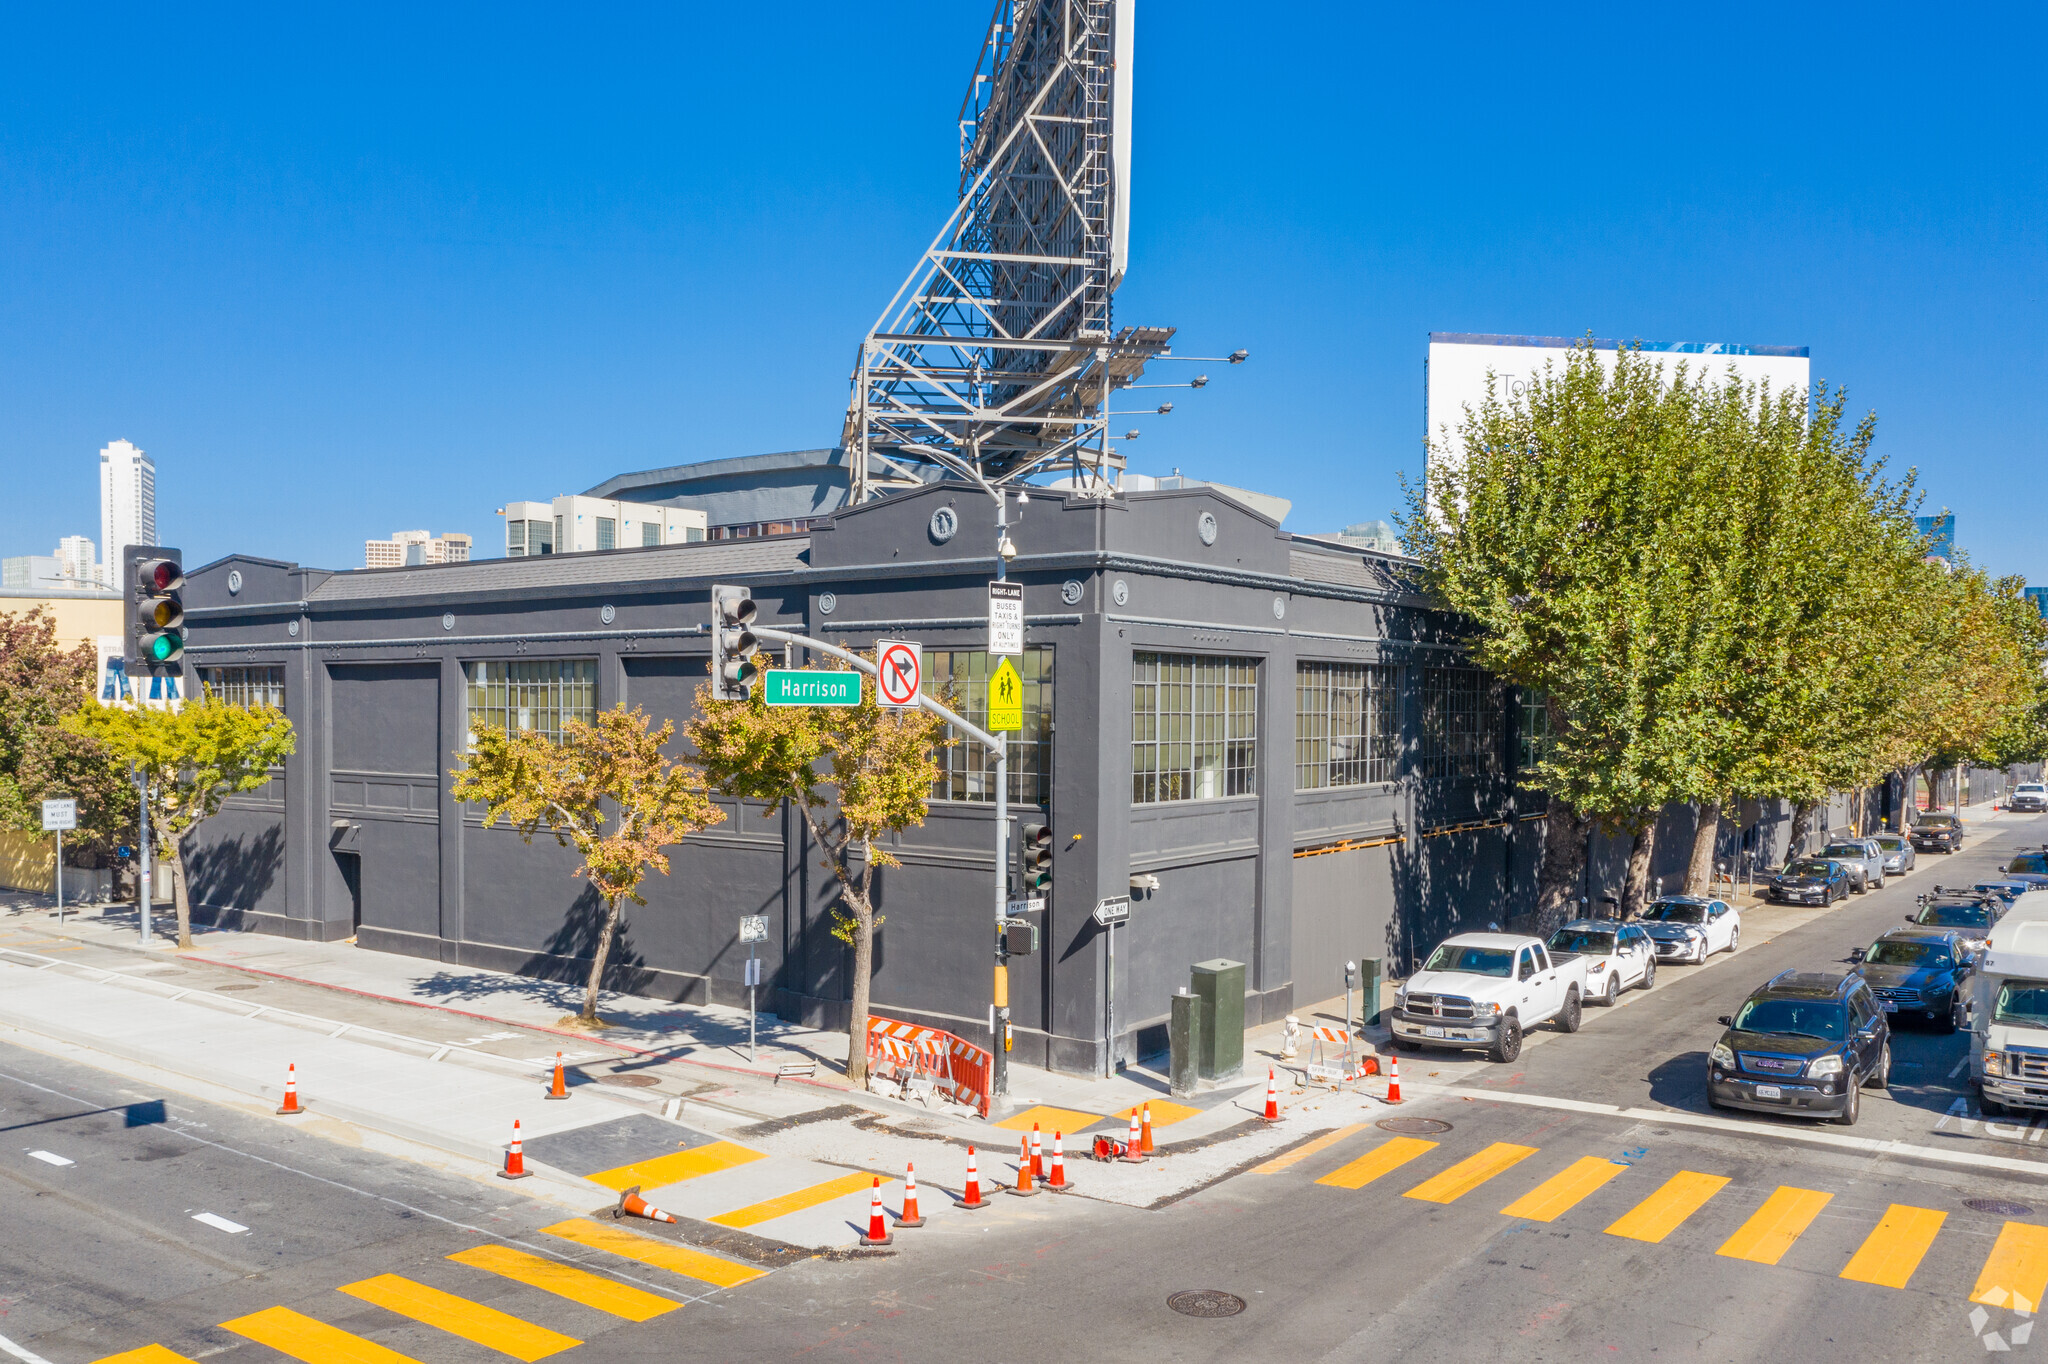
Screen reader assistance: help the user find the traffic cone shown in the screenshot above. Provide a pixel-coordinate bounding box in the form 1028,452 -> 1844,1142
1140,1103 -> 1155,1154
1030,1123 -> 1045,1179
545,1052 -> 570,1100
955,1145 -> 990,1210
1261,1068 -> 1280,1122
1046,1130 -> 1072,1192
613,1185 -> 678,1224
1010,1133 -> 1040,1195
1384,1054 -> 1403,1104
860,1177 -> 894,1245
897,1162 -> 926,1227
498,1118 -> 532,1180
1120,1106 -> 1145,1163
276,1062 -> 304,1116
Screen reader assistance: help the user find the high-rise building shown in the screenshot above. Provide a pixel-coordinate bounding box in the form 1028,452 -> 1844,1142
1914,512 -> 1955,563
100,439 -> 157,576
2027,586 -> 2047,621
56,535 -> 98,587
364,530 -> 473,569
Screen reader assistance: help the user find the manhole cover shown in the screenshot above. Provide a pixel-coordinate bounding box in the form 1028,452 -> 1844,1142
596,1073 -> 661,1088
1965,1198 -> 2035,1217
1166,1290 -> 1246,1318
1378,1117 -> 1453,1135
213,983 -> 260,992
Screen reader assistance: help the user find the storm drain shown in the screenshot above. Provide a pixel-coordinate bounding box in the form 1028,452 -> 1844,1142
1167,1290 -> 1246,1318
596,1073 -> 662,1088
212,983 -> 260,992
1377,1117 -> 1452,1136
1964,1199 -> 2035,1217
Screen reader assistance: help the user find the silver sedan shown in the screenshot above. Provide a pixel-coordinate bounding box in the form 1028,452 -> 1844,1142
1871,832 -> 1917,877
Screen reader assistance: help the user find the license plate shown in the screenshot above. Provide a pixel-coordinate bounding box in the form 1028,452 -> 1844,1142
1424,1026 -> 1445,1039
1881,1001 -> 1898,1013
1755,1084 -> 1782,1100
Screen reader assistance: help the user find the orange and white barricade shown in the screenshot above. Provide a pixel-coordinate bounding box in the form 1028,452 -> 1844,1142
866,1015 -> 993,1117
1304,1025 -> 1362,1087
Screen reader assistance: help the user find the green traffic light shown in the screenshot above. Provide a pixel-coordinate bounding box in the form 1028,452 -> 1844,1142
150,632 -> 182,662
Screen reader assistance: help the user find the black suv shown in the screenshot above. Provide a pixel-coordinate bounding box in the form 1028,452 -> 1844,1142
1707,972 -> 1890,1125
1910,812 -> 1964,853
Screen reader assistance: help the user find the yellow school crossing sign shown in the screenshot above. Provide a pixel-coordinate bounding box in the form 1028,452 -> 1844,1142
989,657 -> 1023,732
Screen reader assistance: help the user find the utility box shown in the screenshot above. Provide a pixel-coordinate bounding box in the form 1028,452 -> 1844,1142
1190,958 -> 1245,1082
1169,990 -> 1203,1098
1358,956 -> 1385,1027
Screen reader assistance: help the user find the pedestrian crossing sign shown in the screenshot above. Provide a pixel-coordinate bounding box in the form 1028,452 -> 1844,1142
989,657 -> 1023,732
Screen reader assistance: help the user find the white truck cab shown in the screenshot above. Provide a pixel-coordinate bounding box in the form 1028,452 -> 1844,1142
1968,891 -> 2048,1115
1393,932 -> 1589,1063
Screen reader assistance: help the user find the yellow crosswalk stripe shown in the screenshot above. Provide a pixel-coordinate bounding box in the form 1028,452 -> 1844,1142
448,1245 -> 679,1323
584,1141 -> 765,1192
92,1347 -> 198,1364
709,1172 -> 879,1229
221,1306 -> 426,1364
1971,1222 -> 2048,1313
1500,1156 -> 1629,1222
542,1219 -> 766,1289
338,1274 -> 579,1361
1716,1187 -> 1832,1266
1403,1142 -> 1538,1204
1314,1136 -> 1437,1190
1252,1123 -> 1373,1174
1839,1205 -> 1947,1289
1604,1171 -> 1730,1243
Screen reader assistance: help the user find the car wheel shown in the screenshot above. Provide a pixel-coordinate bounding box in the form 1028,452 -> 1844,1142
1603,974 -> 1621,1007
1872,873 -> 1885,890
1938,999 -> 1959,1036
1491,1014 -> 1523,1064
1641,960 -> 1656,991
1727,925 -> 1741,955
1557,987 -> 1582,1033
1834,1076 -> 1861,1126
1869,1043 -> 1891,1090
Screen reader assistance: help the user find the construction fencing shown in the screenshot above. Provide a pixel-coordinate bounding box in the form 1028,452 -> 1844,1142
866,1015 -> 993,1117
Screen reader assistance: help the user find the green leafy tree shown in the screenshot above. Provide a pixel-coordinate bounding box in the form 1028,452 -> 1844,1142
685,656 -> 947,1086
66,690 -> 296,948
0,607 -> 133,862
449,705 -> 724,1027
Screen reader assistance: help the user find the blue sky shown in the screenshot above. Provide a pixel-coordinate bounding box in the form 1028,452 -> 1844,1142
3,4 -> 2042,582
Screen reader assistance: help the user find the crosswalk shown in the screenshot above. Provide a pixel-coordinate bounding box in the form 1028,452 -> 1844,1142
1299,1129 -> 2048,1308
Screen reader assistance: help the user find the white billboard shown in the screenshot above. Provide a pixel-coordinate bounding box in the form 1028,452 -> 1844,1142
1109,0 -> 1135,289
1425,333 -> 1811,482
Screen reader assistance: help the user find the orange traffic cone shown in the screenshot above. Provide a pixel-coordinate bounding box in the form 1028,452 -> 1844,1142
1030,1123 -> 1045,1179
1262,1068 -> 1280,1121
1385,1054 -> 1403,1105
545,1052 -> 570,1100
498,1118 -> 532,1180
955,1145 -> 990,1210
614,1185 -> 678,1223
1010,1133 -> 1040,1195
1140,1103 -> 1155,1153
1120,1106 -> 1145,1163
860,1177 -> 894,1245
898,1162 -> 926,1227
276,1062 -> 304,1116
1046,1130 -> 1072,1192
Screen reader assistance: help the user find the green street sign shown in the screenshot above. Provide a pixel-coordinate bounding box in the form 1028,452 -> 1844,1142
763,669 -> 861,707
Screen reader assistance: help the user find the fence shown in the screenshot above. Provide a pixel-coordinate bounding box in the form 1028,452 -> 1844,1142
865,1014 -> 993,1117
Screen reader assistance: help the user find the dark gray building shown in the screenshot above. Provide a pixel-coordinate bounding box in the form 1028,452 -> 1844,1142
182,480 -> 1566,1075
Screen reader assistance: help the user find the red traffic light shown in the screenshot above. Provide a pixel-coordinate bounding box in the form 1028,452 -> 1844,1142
137,558 -> 184,592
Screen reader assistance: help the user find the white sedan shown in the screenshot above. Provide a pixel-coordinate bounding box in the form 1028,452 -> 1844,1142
1546,920 -> 1659,1006
1637,896 -> 1741,964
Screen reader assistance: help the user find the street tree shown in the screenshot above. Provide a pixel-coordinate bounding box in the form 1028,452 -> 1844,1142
65,689 -> 296,949
685,657 -> 947,1086
449,705 -> 724,1027
0,607 -> 132,861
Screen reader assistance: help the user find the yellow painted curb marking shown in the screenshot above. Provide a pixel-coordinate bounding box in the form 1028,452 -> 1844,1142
1716,1187 -> 1832,1266
1500,1156 -> 1629,1222
447,1245 -> 678,1322
339,1274 -> 580,1361
1604,1171 -> 1729,1243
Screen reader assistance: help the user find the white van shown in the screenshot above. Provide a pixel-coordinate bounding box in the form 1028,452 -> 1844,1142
1968,891 -> 2048,1114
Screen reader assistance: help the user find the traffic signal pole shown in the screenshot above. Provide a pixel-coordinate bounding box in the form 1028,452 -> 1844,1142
992,490 -> 1011,1100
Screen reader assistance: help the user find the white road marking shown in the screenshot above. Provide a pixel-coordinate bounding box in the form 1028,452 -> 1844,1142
0,1329 -> 56,1364
26,1150 -> 73,1166
1951,1057 -> 1969,1079
191,1212 -> 248,1234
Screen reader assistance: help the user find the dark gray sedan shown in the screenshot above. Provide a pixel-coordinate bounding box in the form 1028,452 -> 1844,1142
1767,858 -> 1850,906
1854,929 -> 1971,1033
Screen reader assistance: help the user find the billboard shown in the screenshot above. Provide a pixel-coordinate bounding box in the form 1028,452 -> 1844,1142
1425,333 -> 1811,486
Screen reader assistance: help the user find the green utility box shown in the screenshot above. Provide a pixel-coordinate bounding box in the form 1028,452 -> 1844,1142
1358,956 -> 1385,1027
1169,989 -> 1203,1098
1189,958 -> 1245,1082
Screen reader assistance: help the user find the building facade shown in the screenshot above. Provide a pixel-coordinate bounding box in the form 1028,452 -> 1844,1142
365,531 -> 473,569
100,439 -> 156,576
500,497 -> 707,557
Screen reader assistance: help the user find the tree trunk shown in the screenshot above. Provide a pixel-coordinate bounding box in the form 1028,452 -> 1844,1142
1533,793 -> 1590,936
846,837 -> 875,1087
581,894 -> 624,1024
1684,800 -> 1722,896
1621,820 -> 1659,918
169,840 -> 193,950
1897,767 -> 1919,830
1788,802 -> 1817,860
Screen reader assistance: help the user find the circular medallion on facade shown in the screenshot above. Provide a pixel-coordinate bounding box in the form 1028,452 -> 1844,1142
1197,511 -> 1219,546
287,620 -> 300,637
1112,578 -> 1129,607
928,506 -> 959,544
444,612 -> 457,630
599,604 -> 616,625
1273,596 -> 1287,620
1060,579 -> 1084,605
819,591 -> 838,615
226,569 -> 243,595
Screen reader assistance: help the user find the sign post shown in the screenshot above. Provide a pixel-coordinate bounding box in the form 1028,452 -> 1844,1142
740,914 -> 768,1063
42,799 -> 76,921
1095,896 -> 1131,1076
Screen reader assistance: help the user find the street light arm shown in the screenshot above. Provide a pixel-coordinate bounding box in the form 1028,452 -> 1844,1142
748,624 -> 1004,755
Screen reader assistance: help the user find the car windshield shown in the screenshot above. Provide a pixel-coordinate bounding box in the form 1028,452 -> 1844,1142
1424,944 -> 1514,977
1732,998 -> 1847,1041
1865,940 -> 1952,968
1785,861 -> 1833,878
2019,785 -> 2045,794
1875,837 -> 1905,851
2010,854 -> 2048,875
1549,929 -> 1616,955
1919,903 -> 1993,928
1920,815 -> 1957,827
1995,982 -> 2048,1028
1642,902 -> 1704,924
1822,845 -> 1865,859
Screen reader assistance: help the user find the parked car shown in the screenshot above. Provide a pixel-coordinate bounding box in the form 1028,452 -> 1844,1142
1853,929 -> 1973,1033
1546,919 -> 1658,1006
1871,833 -> 1917,877
2006,849 -> 2048,882
1905,894 -> 2000,953
1708,971 -> 1891,1125
2011,782 -> 2048,814
1817,837 -> 1886,892
1638,896 -> 1741,963
1391,932 -> 1589,1062
1766,858 -> 1851,906
1911,812 -> 1965,853
1973,881 -> 2033,909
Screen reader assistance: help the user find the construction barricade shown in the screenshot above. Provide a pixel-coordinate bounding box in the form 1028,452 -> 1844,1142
866,1015 -> 993,1118
1303,1026 -> 1380,1088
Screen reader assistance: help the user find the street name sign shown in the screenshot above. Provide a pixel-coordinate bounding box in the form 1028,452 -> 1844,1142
1093,895 -> 1131,926
988,657 -> 1023,732
739,914 -> 768,943
876,639 -> 923,709
1006,897 -> 1045,916
988,581 -> 1023,657
763,669 -> 860,707
41,799 -> 76,832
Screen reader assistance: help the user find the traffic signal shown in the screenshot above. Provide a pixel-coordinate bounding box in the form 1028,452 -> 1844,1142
125,546 -> 185,675
708,583 -> 758,701
1018,821 -> 1052,894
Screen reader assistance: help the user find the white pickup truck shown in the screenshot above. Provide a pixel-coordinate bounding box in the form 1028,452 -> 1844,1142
1391,931 -> 1589,1063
